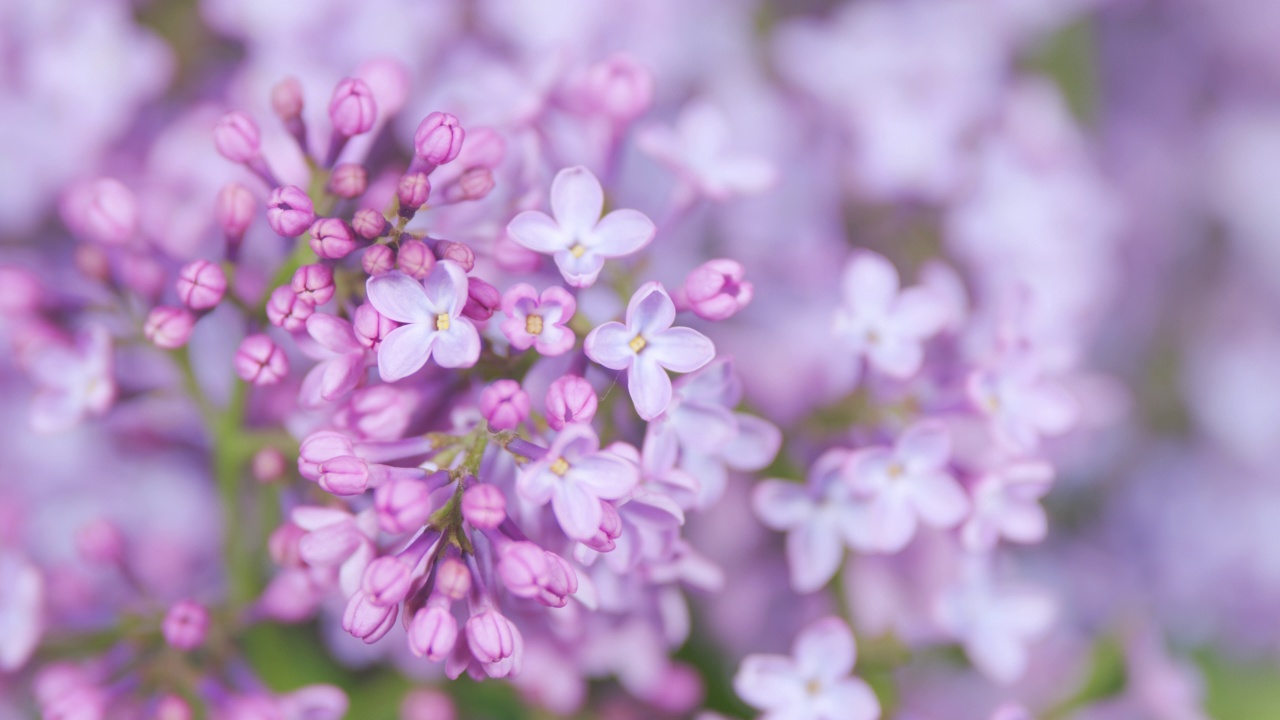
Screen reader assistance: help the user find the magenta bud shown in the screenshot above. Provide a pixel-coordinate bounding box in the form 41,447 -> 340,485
154,694 -> 192,720
583,56 -> 653,122
434,240 -> 474,272
308,218 -> 358,260
361,244 -> 395,276
73,245 -> 111,283
342,591 -> 398,643
479,380 -> 530,431
374,477 -> 433,534
684,258 -> 752,321
582,501 -> 622,553
318,455 -> 371,496
144,306 -> 196,349
213,111 -> 261,163
444,168 -> 495,203
537,552 -> 578,608
497,542 -> 548,599
396,239 -> 435,279
176,260 -> 227,310
461,483 -> 506,531
291,264 -> 335,306
408,604 -> 457,661
362,555 -> 414,606
329,163 -> 369,199
272,77 -> 304,121
464,609 -> 519,665
462,277 -> 500,322
397,172 -> 432,215
353,303 -> 399,350
63,177 -> 138,246
545,375 -> 598,430
266,185 -> 315,237
266,285 -> 315,332
414,112 -> 465,164
235,333 -> 289,385
329,77 -> 378,137
401,689 -> 456,720
435,557 -> 471,601
75,518 -> 125,564
252,447 -> 287,483
215,182 -> 255,239
298,430 -> 356,481
162,599 -> 210,651
353,209 -> 390,241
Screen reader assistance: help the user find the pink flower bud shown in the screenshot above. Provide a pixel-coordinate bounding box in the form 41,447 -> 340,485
545,375 -> 598,430
353,209 -> 390,241
434,240 -> 474,272
269,522 -> 306,567
342,591 -> 397,643
235,333 -> 289,385
537,552 -> 578,608
154,694 -> 192,720
353,303 -> 399,350
318,455 -> 371,496
329,164 -> 368,199
461,277 -> 500,322
374,477 -> 433,534
434,557 -> 471,600
479,379 -> 530,431
336,385 -> 414,441
215,182 -> 255,239
408,604 -> 457,661
75,518 -> 125,564
401,689 -> 456,720
582,56 -> 653,122
329,77 -> 378,137
462,483 -> 506,530
414,112 -> 465,164
259,568 -> 322,622
298,430 -> 356,480
162,599 -> 209,650
252,448 -> 287,482
291,264 -> 335,306
213,111 -> 261,163
361,245 -> 394,277
308,218 -> 358,260
464,609 -> 520,665
266,186 -> 315,237
683,258 -> 752,321
497,541 -> 548,598
397,172 -> 431,215
176,260 -> 227,310
63,178 -> 137,246
582,501 -> 622,553
271,77 -> 304,122
397,239 -> 435,279
144,306 -> 196,349
266,285 -> 315,332
456,127 -> 505,169
362,555 -> 413,606
443,167 -> 495,203
121,252 -> 166,300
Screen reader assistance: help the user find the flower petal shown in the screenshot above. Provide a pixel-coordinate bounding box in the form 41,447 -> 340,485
319,353 -> 366,401
751,480 -> 814,530
814,678 -> 880,720
553,248 -> 606,288
628,356 -> 674,421
506,211 -> 569,253
376,323 -> 435,381
897,421 -> 951,472
648,327 -> 715,373
794,616 -> 856,681
866,337 -> 924,379
423,260 -> 469,315
571,454 -> 639,500
551,481 -> 604,541
627,282 -> 675,336
589,208 -> 655,258
840,251 -> 899,318
307,313 -> 362,353
431,321 -> 481,368
584,321 -> 635,370
892,286 -> 947,339
366,272 -> 432,324
723,414 -> 782,471
733,655 -> 804,711
908,472 -> 969,529
786,518 -> 843,593
550,166 -> 604,238
535,324 -> 575,356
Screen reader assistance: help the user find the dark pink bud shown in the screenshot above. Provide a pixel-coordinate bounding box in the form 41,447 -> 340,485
582,501 -> 622,553
443,168 -> 495,203
414,112 -> 465,164
353,303 -> 399,350
266,185 -> 315,237
582,56 -> 653,122
298,430 -> 355,480
215,182 -> 255,239
162,599 -> 209,650
464,609 -> 519,665
397,172 -> 431,216
683,258 -> 752,321
291,264 -> 335,306
342,591 -> 398,643
329,77 -> 378,137
271,77 -> 305,122
462,277 -> 500,322
73,245 -> 110,283
434,240 -> 474,272
154,695 -> 192,720
362,244 -> 395,276
252,448 -> 286,483
479,379 -> 530,431
362,555 -> 413,606
497,542 -> 548,598
308,218 -> 358,260
63,178 -> 137,246
329,163 -> 369,199
434,557 -> 471,600
401,688 -> 455,720
318,455 -> 370,496
545,375 -> 598,430
235,333 -> 289,385
144,306 -> 196,349
397,239 -> 435,279
176,260 -> 227,310
374,477 -> 433,534
353,209 -> 390,241
266,285 -> 315,332
408,604 -> 457,661
214,111 -> 261,164
269,522 -> 306,567
537,552 -> 577,608
75,518 -> 125,564
462,483 -> 506,531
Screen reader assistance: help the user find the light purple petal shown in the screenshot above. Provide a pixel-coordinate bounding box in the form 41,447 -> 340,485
506,211 -> 568,253
627,282 -> 675,336
540,285 -> 577,321
648,327 -> 715,373
897,421 -> 951,472
892,286 -> 947,339
845,447 -> 895,496
550,166 -> 605,237
584,321 -> 635,370
571,454 -> 639,500
319,353 -> 366,401
376,323 -> 435,381
535,324 -> 575,356
551,481 -> 604,541
307,314 -> 362,353
552,248 -> 606,288
840,251 -> 899,318
733,655 -> 804,711
794,617 -> 856,681
999,502 -> 1047,544
909,472 -> 969,529
366,272 -> 432,324
1030,382 -> 1079,435
723,414 -> 782,471
29,390 -> 82,433
864,492 -> 918,553
786,518 -> 843,593
431,321 -> 481,368
628,356 -> 674,421
298,362 -> 329,408
815,679 -> 880,720
752,480 -> 814,530
516,466 -> 556,505
589,208 -> 655,258
423,260 -> 469,315
867,337 -> 924,379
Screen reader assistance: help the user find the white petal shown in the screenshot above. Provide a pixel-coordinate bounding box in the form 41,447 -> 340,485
507,210 -> 569,253
628,356 -> 674,421
550,166 -> 604,238
588,208 -> 655,258
376,323 -> 436,381
793,616 -> 856,680
648,327 -> 715,373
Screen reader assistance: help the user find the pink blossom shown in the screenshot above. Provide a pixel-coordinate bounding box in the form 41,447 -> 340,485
25,326 -> 114,433
365,263 -> 480,381
61,177 -> 138,246
299,314 -> 369,408
414,112 -> 465,165
968,360 -> 1079,453
292,506 -> 376,596
499,283 -> 577,356
962,461 -> 1053,552
934,565 -> 1055,684
266,185 -> 315,238
235,334 -> 289,385
479,379 -> 531,431
175,259 -> 227,310
213,111 -> 261,163
834,251 -> 947,380
328,77 -> 377,137
681,259 -> 754,321
144,306 -> 196,349
506,166 -> 655,287
516,424 -> 639,541
464,608 -> 524,678
638,99 -> 777,199
162,599 -> 209,651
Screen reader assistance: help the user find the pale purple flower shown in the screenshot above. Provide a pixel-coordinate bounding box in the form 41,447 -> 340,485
505,166 -> 655,287
213,110 -> 261,163
279,685 -> 349,720
291,506 -> 377,596
516,424 -> 639,541
499,283 -> 577,356
215,182 -> 254,240
342,590 -> 397,643
410,601 -> 458,661
962,461 -> 1053,552
844,421 -> 970,554
545,375 -> 598,431
584,282 -> 715,420
638,99 -> 777,200
934,565 -> 1055,684
733,616 -> 880,720
968,361 -> 1079,453
365,263 -> 481,381
0,551 -> 43,671
834,251 -> 947,380
162,599 -> 209,650
25,326 -> 114,433
299,314 -> 369,408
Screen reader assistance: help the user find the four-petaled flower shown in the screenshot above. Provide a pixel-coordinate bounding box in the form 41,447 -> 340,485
961,461 -> 1053,552
498,284 -> 577,356
505,166 -> 655,287
968,358 -> 1078,453
584,282 -> 715,421
365,263 -> 480,381
834,250 -> 947,380
638,98 -> 778,200
516,424 -> 639,541
299,314 -> 370,408
23,325 -> 115,433
733,616 -> 880,720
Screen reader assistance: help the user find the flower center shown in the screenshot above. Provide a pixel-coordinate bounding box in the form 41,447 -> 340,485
550,457 -> 570,476
569,243 -> 587,258
806,679 -> 822,696
435,313 -> 451,331
628,335 -> 647,353
887,462 -> 905,480
526,315 -> 544,335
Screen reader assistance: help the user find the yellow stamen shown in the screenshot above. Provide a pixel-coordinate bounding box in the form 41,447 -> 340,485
550,457 -> 570,476
526,315 -> 544,335
435,313 -> 451,331
570,244 -> 587,258
887,462 -> 904,479
628,335 -> 647,353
